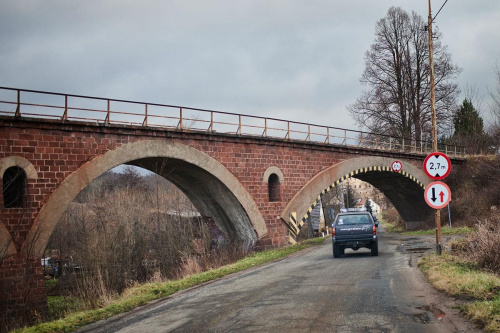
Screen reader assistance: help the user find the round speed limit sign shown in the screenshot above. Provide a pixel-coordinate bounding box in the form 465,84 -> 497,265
391,160 -> 402,172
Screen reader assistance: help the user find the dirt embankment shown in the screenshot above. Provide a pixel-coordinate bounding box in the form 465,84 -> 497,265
446,155 -> 500,226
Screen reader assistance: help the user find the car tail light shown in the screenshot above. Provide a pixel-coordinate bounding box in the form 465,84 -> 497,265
332,228 -> 336,237
373,225 -> 377,235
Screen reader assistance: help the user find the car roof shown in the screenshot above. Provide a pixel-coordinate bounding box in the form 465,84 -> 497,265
336,211 -> 371,216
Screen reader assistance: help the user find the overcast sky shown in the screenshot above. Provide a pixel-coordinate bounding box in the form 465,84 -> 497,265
1,1 -> 499,131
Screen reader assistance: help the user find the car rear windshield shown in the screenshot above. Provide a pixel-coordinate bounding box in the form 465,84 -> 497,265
336,215 -> 372,225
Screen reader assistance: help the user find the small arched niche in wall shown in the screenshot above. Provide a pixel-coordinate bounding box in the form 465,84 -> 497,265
263,166 -> 284,202
1,156 -> 38,209
3,166 -> 28,208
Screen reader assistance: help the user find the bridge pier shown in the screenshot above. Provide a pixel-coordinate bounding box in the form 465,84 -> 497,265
404,221 -> 427,230
0,254 -> 48,332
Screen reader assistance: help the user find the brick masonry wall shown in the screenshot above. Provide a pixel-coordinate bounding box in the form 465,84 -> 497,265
1,118 -> 433,248
1,118 -> 364,249
1,117 -> 433,327
0,254 -> 47,332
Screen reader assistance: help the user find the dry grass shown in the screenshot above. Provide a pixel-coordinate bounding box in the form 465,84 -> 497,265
446,156 -> 500,226
462,298 -> 500,332
382,207 -> 403,226
14,240 -> 323,333
419,253 -> 500,332
462,215 -> 500,272
419,254 -> 500,299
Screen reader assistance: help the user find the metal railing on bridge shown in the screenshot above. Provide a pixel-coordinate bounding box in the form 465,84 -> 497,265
0,87 -> 466,157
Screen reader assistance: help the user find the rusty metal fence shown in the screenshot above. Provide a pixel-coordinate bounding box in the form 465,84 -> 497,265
0,87 -> 466,157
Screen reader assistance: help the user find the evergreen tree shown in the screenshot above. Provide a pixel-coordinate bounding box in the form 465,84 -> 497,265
364,199 -> 373,214
452,99 -> 489,154
454,99 -> 484,136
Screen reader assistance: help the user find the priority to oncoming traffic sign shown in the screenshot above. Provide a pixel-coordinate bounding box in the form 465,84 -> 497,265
424,181 -> 451,209
423,152 -> 451,180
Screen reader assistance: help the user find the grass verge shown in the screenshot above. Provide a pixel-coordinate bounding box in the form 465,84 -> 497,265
402,226 -> 475,236
379,219 -> 404,233
13,237 -> 327,333
418,253 -> 500,332
379,217 -> 475,236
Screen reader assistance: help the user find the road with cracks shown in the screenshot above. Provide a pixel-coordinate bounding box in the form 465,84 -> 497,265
78,227 -> 478,333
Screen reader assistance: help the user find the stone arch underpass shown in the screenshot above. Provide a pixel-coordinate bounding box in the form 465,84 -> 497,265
281,156 -> 433,235
22,140 -> 267,257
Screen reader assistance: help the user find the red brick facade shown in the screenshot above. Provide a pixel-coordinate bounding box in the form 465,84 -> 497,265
0,254 -> 47,330
1,116 -> 430,329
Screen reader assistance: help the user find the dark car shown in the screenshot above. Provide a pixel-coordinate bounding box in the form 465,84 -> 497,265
331,211 -> 379,258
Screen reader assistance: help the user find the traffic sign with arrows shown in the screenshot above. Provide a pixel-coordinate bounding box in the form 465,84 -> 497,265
424,181 -> 451,209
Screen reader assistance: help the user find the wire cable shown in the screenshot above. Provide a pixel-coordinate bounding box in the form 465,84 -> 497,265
433,0 -> 448,22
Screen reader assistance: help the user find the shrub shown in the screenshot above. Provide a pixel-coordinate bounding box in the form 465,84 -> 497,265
461,215 -> 500,273
382,207 -> 403,226
447,156 -> 500,226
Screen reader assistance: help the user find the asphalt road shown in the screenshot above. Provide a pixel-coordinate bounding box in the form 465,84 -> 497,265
79,228 -> 479,333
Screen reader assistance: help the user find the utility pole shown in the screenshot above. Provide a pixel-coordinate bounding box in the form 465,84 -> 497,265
428,0 -> 442,255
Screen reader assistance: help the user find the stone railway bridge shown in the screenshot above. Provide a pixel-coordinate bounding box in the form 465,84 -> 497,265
0,87 -> 465,328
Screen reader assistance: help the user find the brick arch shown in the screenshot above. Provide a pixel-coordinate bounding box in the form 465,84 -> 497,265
262,166 -> 284,183
0,156 -> 38,180
281,156 -> 432,232
22,140 -> 267,257
0,219 -> 17,260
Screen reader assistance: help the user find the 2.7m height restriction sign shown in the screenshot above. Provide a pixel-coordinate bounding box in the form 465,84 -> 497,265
424,181 -> 451,210
424,152 -> 451,180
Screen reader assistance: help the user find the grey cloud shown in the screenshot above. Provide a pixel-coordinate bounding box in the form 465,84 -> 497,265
1,1 -> 499,131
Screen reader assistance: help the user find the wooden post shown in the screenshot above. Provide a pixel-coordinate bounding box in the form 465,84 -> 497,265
428,0 -> 442,255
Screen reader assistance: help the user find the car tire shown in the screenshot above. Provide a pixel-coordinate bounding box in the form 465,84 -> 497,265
371,242 -> 379,256
340,247 -> 345,255
333,244 -> 341,258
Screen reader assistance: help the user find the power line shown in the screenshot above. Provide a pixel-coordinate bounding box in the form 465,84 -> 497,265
433,0 -> 448,22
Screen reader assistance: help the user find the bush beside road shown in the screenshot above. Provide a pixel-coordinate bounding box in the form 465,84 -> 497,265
13,238 -> 327,333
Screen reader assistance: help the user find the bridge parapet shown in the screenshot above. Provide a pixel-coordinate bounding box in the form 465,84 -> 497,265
0,87 -> 466,158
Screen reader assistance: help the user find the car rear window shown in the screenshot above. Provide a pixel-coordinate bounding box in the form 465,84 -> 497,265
336,215 -> 372,225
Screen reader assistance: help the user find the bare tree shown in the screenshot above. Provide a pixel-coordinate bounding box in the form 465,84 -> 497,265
348,7 -> 461,144
491,66 -> 500,118
45,166 -> 239,309
489,66 -> 500,150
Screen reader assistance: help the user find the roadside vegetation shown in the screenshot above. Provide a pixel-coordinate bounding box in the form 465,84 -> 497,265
13,166 -> 329,333
418,215 -> 500,332
41,166 -> 251,312
15,237 -> 326,333
379,155 -> 500,331
380,214 -> 475,236
383,211 -> 500,331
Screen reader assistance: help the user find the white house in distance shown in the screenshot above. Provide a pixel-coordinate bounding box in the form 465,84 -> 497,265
308,178 -> 385,235
344,178 -> 384,215
354,198 -> 382,215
